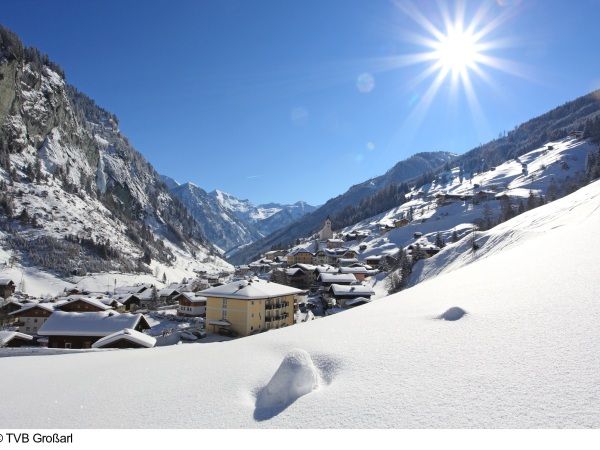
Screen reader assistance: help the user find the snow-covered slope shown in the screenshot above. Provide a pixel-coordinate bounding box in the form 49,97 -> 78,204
340,137 -> 591,264
0,28 -> 231,292
2,179 -> 599,427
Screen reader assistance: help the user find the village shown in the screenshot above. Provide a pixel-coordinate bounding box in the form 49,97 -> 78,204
0,215 -> 397,353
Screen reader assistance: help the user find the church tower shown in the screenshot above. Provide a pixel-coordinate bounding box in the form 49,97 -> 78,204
318,216 -> 333,241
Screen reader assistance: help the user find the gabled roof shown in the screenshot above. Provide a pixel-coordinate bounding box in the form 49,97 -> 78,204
199,278 -> 302,300
329,284 -> 375,297
176,292 -> 207,303
58,296 -> 112,311
38,311 -> 149,337
317,273 -> 357,283
92,328 -> 156,349
0,278 -> 15,287
0,331 -> 33,347
9,302 -> 55,316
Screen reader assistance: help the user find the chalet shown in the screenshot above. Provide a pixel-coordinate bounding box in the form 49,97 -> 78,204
38,311 -> 151,349
235,265 -> 251,276
328,284 -> 375,307
9,303 -> 55,334
0,279 -> 16,299
394,218 -> 410,228
158,288 -> 181,304
313,250 -> 328,265
175,292 -> 207,318
112,294 -> 141,311
0,300 -> 23,327
317,272 -> 357,287
91,328 -> 156,349
474,190 -> 496,203
58,296 -> 112,313
0,330 -> 34,348
114,283 -> 154,296
339,266 -> 370,282
338,257 -> 359,267
326,238 -> 344,249
569,130 -> 584,139
365,255 -> 383,269
264,250 -> 287,261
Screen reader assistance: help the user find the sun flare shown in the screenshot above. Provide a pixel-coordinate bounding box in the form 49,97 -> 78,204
433,27 -> 480,74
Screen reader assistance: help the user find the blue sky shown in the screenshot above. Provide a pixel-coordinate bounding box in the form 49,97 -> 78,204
2,0 -> 600,205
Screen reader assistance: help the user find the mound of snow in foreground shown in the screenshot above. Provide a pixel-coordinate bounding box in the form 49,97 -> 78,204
2,181 -> 600,428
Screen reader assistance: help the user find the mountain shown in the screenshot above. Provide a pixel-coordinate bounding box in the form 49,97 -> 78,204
167,181 -> 263,253
0,25 -> 231,285
166,181 -> 316,252
228,151 -> 456,264
4,179 -> 600,427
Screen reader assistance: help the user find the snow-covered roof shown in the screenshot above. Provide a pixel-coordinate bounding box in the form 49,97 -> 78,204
199,278 -> 302,300
0,331 -> 33,347
38,311 -> 148,337
158,288 -> 180,297
339,266 -> 369,274
9,303 -> 55,316
59,296 -> 112,311
329,284 -> 375,297
318,273 -> 357,283
343,297 -> 372,307
177,292 -> 207,303
91,328 -> 156,349
0,278 -> 14,286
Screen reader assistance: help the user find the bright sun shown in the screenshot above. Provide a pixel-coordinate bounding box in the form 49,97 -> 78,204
433,27 -> 480,74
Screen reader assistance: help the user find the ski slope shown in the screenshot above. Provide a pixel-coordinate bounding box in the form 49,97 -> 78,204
1,180 -> 600,428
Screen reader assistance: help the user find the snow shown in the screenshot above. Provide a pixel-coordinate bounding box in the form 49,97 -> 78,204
254,349 -> 321,421
0,331 -> 33,347
0,179 -> 599,427
92,328 -> 156,349
38,311 -> 147,337
199,278 -> 303,299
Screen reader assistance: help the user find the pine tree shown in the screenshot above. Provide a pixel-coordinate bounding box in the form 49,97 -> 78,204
451,230 -> 459,243
434,232 -> 445,248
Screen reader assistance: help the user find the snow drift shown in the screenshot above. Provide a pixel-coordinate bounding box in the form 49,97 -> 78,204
1,180 -> 600,428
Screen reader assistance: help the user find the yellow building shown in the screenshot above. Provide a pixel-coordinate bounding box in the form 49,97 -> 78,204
286,248 -> 314,265
199,278 -> 302,337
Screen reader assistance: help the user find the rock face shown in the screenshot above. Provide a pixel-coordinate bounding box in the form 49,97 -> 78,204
254,349 -> 321,421
0,26 -> 230,277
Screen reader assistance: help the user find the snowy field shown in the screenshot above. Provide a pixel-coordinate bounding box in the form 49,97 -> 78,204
0,180 -> 599,428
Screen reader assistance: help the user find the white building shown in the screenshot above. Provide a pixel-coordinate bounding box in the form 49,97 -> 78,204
318,217 -> 334,241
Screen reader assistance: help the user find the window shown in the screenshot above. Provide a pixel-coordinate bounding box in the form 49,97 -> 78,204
65,343 -> 72,349
222,299 -> 228,308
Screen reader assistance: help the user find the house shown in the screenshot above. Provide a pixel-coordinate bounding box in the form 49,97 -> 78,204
326,238 -> 344,249
339,266 -> 370,282
328,284 -> 375,307
569,130 -> 583,139
114,283 -> 154,296
199,278 -> 302,337
264,250 -> 287,261
57,296 -> 113,313
0,330 -> 34,348
318,217 -> 334,241
337,257 -> 359,267
158,288 -> 181,304
9,303 -> 55,334
0,300 -> 23,327
394,218 -> 410,228
112,294 -> 141,311
175,292 -> 207,318
0,279 -> 16,299
286,247 -> 314,265
365,255 -> 383,269
91,328 -> 156,349
38,311 -> 151,349
317,273 -> 357,287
